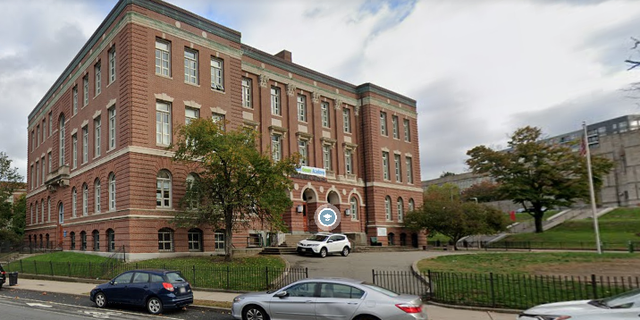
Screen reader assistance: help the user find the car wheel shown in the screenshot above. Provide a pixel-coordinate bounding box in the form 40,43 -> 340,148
146,296 -> 163,315
355,315 -> 381,320
341,246 -> 350,257
243,305 -> 269,320
94,292 -> 107,308
320,247 -> 328,258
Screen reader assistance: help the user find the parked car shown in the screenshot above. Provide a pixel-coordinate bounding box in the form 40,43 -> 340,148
0,263 -> 5,289
519,288 -> 640,319
232,277 -> 428,320
297,232 -> 351,258
90,269 -> 193,314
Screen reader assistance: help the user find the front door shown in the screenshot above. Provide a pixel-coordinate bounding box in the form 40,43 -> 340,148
302,204 -> 308,232
315,283 -> 363,320
269,282 -> 317,320
103,272 -> 134,304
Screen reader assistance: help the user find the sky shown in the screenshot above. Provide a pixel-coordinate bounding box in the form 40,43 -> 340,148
2,0 -> 640,182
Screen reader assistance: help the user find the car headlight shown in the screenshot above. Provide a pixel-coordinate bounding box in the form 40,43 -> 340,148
537,316 -> 571,320
233,297 -> 244,303
309,244 -> 319,247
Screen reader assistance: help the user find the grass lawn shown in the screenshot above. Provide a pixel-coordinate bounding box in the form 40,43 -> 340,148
500,208 -> 640,249
16,252 -> 112,263
512,210 -> 558,222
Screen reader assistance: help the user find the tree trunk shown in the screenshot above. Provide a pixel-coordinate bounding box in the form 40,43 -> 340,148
534,214 -> 544,233
224,208 -> 234,262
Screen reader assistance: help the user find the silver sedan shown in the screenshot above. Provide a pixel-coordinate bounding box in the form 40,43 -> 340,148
232,277 -> 428,320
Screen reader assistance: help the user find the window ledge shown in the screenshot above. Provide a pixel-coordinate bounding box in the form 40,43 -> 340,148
155,73 -> 173,80
184,81 -> 201,88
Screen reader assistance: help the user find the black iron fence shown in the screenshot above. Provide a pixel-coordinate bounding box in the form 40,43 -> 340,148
431,240 -> 640,252
5,260 -> 308,292
373,269 -> 640,310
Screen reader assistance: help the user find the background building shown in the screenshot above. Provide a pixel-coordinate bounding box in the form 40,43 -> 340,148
25,0 -> 424,258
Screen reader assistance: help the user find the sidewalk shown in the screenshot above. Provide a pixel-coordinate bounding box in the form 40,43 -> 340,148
8,278 -> 517,320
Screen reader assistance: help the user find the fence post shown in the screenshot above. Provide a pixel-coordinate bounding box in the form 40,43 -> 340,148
305,267 -> 308,279
192,265 -> 196,287
34,261 -> 38,275
372,270 -> 376,284
265,267 -> 269,290
50,261 -> 54,276
489,272 -> 496,307
226,266 -> 230,290
19,260 -> 23,273
591,274 -> 598,299
68,262 -> 71,277
427,270 -> 433,299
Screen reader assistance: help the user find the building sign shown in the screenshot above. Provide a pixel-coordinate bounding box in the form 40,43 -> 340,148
296,166 -> 326,178
377,227 -> 387,237
314,204 -> 341,231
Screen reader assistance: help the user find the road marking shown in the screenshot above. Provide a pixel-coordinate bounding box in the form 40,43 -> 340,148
81,310 -> 123,319
26,302 -> 53,308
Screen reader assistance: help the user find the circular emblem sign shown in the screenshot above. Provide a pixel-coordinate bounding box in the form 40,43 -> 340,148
314,204 -> 342,231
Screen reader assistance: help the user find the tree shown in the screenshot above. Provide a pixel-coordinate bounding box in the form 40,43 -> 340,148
466,126 -> 613,233
424,183 -> 460,202
461,181 -> 503,203
172,119 -> 299,261
404,199 -> 508,250
439,171 -> 456,178
0,151 -> 24,245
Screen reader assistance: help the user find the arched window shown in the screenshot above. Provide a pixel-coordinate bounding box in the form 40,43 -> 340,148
397,197 -> 404,222
82,183 -> 88,216
41,201 -> 44,223
45,234 -> 50,249
70,231 -> 76,250
408,198 -> 415,212
32,202 -> 36,225
92,230 -> 100,251
107,229 -> 115,252
59,114 -> 66,166
80,231 -> 87,251
186,173 -> 198,209
156,170 -> 172,208
350,196 -> 358,221
385,196 -> 392,221
95,178 -> 101,213
188,228 -> 203,252
158,227 -> 173,251
108,173 -> 116,211
388,232 -> 395,246
72,187 -> 77,217
47,197 -> 51,222
39,234 -> 43,248
58,202 -> 64,224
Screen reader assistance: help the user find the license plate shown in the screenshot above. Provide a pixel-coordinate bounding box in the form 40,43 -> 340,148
179,287 -> 186,293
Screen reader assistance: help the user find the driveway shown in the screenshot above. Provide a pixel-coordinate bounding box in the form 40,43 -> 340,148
282,250 -> 468,282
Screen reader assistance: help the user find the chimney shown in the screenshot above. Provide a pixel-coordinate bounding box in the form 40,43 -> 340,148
275,50 -> 292,62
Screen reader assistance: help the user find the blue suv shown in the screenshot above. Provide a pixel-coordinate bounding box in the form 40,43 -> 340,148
90,269 -> 193,314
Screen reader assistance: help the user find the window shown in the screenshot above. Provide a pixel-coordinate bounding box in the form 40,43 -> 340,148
380,112 -> 388,136
36,125 -> 40,147
156,170 -> 172,208
297,95 -> 307,122
58,202 -> 64,224
270,86 -> 281,115
82,183 -> 88,216
287,282 -> 317,298
156,101 -> 171,145
323,145 -> 332,171
184,48 -> 198,84
320,283 -> 364,299
321,102 -> 330,127
31,203 -> 34,225
41,201 -> 44,224
42,119 -> 46,142
405,157 -> 413,184
107,229 -> 115,252
83,75 -> 89,106
186,173 -> 199,210
31,131 -> 34,152
72,134 -> 77,168
92,230 -> 100,251
397,198 -> 404,222
108,107 -> 116,150
155,39 -> 171,76
72,187 -> 77,217
343,108 -> 351,133
214,231 -> 225,250
59,114 -> 65,166
188,228 -> 203,252
80,231 -> 87,251
210,57 -> 223,90
109,46 -> 116,83
392,115 -> 399,139
41,158 -> 45,186
385,196 -> 392,220
408,198 -> 415,211
212,113 -> 225,131
94,116 -> 101,157
94,179 -> 101,213
242,78 -> 252,108
345,149 -> 353,174
47,197 -> 51,222
404,119 -> 410,142
350,197 -> 358,220
70,232 -> 76,250
394,154 -> 402,182
82,126 -> 88,163
185,107 -> 199,125
35,160 -> 39,186
48,112 -> 52,136
298,140 -> 308,166
30,165 -> 33,189
94,62 -> 101,96
109,173 -> 116,211
382,152 -> 389,180
158,228 -> 173,251
271,134 -> 282,162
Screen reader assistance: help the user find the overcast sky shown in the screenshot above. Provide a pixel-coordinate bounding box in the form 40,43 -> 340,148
2,0 -> 640,182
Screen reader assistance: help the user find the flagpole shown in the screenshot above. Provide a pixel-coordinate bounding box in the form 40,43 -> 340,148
583,121 -> 602,254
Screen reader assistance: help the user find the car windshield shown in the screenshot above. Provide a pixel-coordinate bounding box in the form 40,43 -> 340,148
307,235 -> 329,241
598,289 -> 640,308
165,272 -> 185,283
362,283 -> 399,297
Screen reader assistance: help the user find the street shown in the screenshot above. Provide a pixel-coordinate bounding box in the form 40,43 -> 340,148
0,288 -> 234,320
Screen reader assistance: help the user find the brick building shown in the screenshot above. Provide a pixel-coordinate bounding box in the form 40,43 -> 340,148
25,0 -> 424,259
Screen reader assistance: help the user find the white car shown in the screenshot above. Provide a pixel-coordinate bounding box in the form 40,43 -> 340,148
296,233 -> 351,258
519,289 -> 640,320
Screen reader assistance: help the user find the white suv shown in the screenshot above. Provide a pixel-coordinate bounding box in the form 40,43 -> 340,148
296,233 -> 351,258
